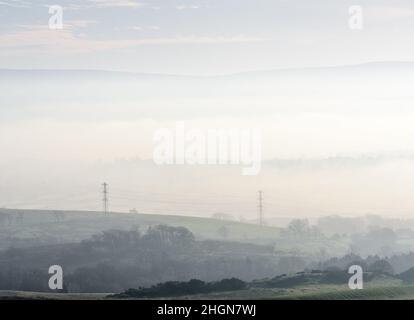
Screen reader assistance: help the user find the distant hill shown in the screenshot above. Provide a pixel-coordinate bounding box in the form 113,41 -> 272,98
2,61 -> 413,122
2,61 -> 413,121
0,208 -> 281,248
2,61 -> 414,79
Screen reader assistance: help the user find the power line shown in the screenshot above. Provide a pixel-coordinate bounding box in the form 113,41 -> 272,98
5,183 -> 346,217
110,187 -> 254,201
109,195 -> 255,206
258,190 -> 263,226
102,182 -> 109,214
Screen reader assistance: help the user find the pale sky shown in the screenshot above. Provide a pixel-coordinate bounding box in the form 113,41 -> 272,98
1,0 -> 414,74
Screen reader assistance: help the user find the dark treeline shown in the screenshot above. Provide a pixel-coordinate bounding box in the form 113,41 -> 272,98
0,225 -> 306,293
316,251 -> 414,276
113,278 -> 246,298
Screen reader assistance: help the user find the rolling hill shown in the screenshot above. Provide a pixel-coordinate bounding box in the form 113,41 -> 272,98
0,208 -> 282,249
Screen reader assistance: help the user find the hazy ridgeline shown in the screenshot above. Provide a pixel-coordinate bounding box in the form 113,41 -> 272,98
2,209 -> 414,293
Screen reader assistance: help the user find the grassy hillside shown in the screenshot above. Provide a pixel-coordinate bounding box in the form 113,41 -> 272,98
0,291 -> 108,300
1,267 -> 414,300
0,208 -> 281,248
280,285 -> 414,300
172,284 -> 414,300
4,279 -> 414,300
108,269 -> 411,300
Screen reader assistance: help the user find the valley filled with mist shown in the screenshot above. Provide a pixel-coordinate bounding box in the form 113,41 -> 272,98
2,63 -> 414,299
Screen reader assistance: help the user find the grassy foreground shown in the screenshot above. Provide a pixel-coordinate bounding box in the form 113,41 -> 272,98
3,283 -> 414,300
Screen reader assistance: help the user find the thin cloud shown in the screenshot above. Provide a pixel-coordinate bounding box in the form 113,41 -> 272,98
14,21 -> 97,31
87,0 -> 144,8
63,0 -> 144,10
367,5 -> 414,21
65,20 -> 98,28
0,27 -> 266,54
127,26 -> 160,31
176,5 -> 200,10
0,0 -> 30,8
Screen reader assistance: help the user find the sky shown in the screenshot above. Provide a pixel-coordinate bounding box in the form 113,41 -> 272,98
1,0 -> 414,74
1,1 -> 414,219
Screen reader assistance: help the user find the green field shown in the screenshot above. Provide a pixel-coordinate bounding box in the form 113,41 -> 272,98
0,208 -> 282,246
4,282 -> 414,300
0,208 -> 354,261
148,278 -> 414,300
0,291 -> 108,300
281,285 -> 414,300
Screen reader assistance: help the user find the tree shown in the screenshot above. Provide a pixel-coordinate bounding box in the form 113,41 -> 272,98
287,219 -> 310,238
217,226 -> 229,239
351,227 -> 397,256
368,260 -> 394,275
143,225 -> 195,247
